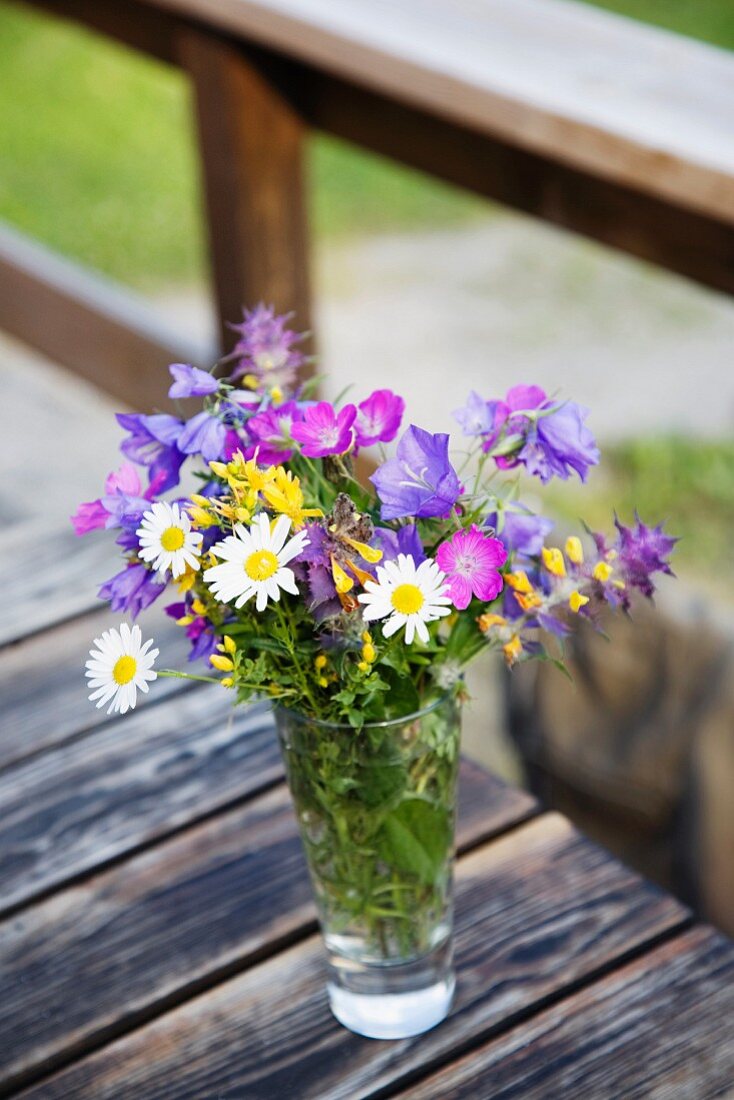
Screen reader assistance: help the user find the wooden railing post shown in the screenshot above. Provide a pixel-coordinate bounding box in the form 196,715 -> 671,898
178,31 -> 313,358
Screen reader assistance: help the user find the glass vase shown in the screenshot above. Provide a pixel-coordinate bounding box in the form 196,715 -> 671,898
274,694 -> 461,1039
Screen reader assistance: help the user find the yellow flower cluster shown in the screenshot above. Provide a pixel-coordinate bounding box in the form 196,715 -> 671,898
188,452 -> 323,533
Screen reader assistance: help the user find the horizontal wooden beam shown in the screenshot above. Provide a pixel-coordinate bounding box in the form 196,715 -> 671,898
0,223 -> 217,410
303,70 -> 734,297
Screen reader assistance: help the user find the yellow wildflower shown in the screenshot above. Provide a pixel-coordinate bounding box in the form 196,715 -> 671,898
176,566 -> 198,594
504,571 -> 533,594
565,536 -> 584,565
223,635 -> 237,655
331,557 -> 354,594
542,547 -> 566,577
477,612 -> 507,632
503,635 -> 523,666
593,561 -> 613,582
314,654 -> 328,671
515,590 -> 543,612
358,661 -> 370,673
210,655 -> 234,672
220,678 -> 234,689
569,590 -> 590,613
263,468 -> 322,529
362,642 -> 376,664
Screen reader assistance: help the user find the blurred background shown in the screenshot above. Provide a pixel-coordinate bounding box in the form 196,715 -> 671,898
1,0 -> 732,931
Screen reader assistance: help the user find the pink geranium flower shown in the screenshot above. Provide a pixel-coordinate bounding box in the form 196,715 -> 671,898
435,525 -> 507,610
355,389 -> 405,448
291,402 -> 357,458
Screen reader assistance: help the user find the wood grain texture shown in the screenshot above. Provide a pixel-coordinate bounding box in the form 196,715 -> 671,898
400,926 -> 734,1099
0,223 -> 215,411
0,759 -> 531,1094
149,0 -> 734,223
23,813 -> 688,1100
0,689 -> 279,917
304,70 -> 734,297
0,521 -> 121,648
0,605 -> 191,771
179,31 -> 312,355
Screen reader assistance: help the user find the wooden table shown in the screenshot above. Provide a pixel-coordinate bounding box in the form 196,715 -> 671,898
1,526 -> 733,1098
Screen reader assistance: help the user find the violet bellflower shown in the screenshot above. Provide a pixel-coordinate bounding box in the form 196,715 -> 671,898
177,410 -> 227,464
71,462 -> 143,535
354,389 -> 405,448
291,402 -> 357,459
168,363 -> 219,399
98,562 -> 166,619
371,425 -> 461,521
456,385 -> 599,483
229,304 -> 306,392
116,413 -> 186,493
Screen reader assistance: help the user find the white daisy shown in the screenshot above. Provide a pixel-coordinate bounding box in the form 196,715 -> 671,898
205,512 -> 309,612
136,501 -> 203,578
85,623 -> 158,715
358,553 -> 452,644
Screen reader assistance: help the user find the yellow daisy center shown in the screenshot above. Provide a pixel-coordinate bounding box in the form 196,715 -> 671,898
391,583 -> 424,615
113,655 -> 137,685
161,526 -> 185,552
245,549 -> 279,581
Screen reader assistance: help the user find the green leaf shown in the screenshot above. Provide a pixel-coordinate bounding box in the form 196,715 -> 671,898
379,800 -> 452,885
357,742 -> 407,809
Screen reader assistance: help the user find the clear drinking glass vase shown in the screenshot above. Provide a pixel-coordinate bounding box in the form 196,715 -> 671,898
274,693 -> 461,1039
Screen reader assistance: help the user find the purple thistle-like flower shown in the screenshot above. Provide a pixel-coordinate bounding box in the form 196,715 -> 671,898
291,402 -> 357,458
229,304 -> 306,392
177,411 -> 227,463
614,513 -> 677,598
486,508 -> 554,560
371,425 -> 461,521
245,400 -> 303,464
168,363 -> 219,399
354,389 -> 405,448
116,413 -> 186,493
98,563 -> 166,619
373,524 -> 426,566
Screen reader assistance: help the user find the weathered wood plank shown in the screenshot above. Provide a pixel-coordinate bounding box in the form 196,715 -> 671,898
179,31 -> 312,355
304,71 -> 734,297
0,522 -> 124,648
0,605 -> 192,771
0,689 -> 279,918
149,0 -> 734,223
22,814 -> 688,1100
399,926 -> 734,1099
0,223 -> 216,411
0,759 -> 531,1094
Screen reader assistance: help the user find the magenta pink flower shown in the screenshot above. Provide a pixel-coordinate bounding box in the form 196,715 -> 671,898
355,389 -> 405,448
291,401 -> 357,458
436,525 -> 507,610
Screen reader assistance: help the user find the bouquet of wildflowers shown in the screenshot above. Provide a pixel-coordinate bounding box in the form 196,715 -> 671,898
75,305 -> 675,722
75,306 -> 676,974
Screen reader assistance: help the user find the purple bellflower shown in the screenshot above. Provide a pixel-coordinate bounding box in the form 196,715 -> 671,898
371,425 -> 461,521
168,363 -> 219,399
116,413 -> 186,493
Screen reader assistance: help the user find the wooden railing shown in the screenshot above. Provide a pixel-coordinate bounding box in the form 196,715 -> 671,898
3,0 -> 734,409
